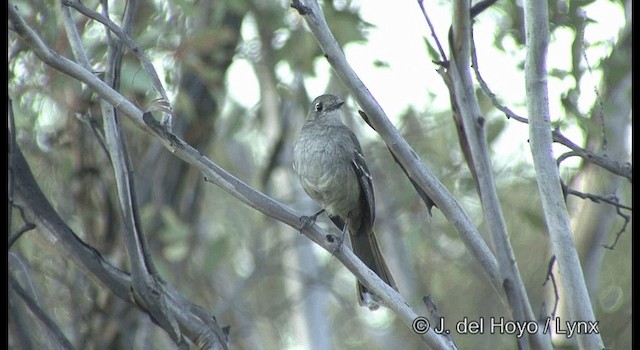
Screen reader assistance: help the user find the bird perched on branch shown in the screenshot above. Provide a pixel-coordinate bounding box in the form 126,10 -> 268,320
292,94 -> 397,310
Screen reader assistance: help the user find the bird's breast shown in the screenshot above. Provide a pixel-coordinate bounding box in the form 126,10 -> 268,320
293,132 -> 360,218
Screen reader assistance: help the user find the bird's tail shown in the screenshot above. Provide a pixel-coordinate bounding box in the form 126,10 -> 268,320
350,226 -> 397,310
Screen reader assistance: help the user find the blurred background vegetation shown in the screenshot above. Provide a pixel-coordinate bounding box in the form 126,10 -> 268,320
8,0 -> 631,349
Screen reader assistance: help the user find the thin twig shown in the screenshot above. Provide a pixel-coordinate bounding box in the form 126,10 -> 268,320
8,224 -> 35,249
97,1 -> 186,344
9,274 -> 76,349
603,200 -> 631,250
471,36 -> 527,123
60,2 -> 91,69
290,0 -> 310,15
81,111 -> 111,159
471,31 -> 632,182
293,0 -> 504,333
417,0 -> 447,63
542,256 -> 559,320
561,183 -> 632,211
578,10 -> 607,153
8,99 -> 36,248
61,0 -> 171,112
11,137 -> 230,349
10,6 -> 412,348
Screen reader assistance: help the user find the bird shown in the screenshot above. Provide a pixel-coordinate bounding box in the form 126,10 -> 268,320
292,93 -> 398,310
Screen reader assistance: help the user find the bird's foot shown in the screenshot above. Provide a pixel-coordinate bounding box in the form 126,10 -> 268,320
329,218 -> 348,256
299,209 -> 325,232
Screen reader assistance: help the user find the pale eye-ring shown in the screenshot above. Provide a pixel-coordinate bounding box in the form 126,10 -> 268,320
314,102 -> 323,112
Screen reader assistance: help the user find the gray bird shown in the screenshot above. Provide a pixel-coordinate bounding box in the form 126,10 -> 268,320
292,94 -> 398,310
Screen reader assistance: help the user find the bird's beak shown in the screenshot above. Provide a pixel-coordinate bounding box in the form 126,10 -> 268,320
332,99 -> 345,110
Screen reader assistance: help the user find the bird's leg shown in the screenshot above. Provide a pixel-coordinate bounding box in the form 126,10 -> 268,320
329,216 -> 348,256
299,209 -> 325,232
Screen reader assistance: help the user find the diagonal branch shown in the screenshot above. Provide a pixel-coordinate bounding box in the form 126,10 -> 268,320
10,140 -> 230,350
98,0 -> 159,297
59,0 -> 185,344
471,37 -> 632,182
417,0 -> 447,63
10,4 -> 428,347
290,1 -> 513,347
290,0 -> 502,287
61,0 -> 171,115
9,274 -> 75,349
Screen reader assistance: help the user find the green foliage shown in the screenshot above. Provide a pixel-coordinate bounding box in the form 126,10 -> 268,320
278,27 -> 323,75
323,3 -> 373,44
278,1 -> 372,75
423,35 -> 442,62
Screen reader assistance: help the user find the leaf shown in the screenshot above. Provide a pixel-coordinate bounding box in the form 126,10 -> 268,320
324,6 -> 373,45
423,36 -> 442,62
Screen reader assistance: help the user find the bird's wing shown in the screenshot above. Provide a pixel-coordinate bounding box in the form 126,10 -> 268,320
351,150 -> 375,230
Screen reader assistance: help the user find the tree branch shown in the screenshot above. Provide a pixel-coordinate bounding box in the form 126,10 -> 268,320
60,1 -> 186,345
10,4 -> 428,347
96,3 -> 186,344
447,1 -> 547,348
417,0 -> 447,64
290,0 -> 502,295
471,37 -> 632,182
523,0 -> 604,347
10,140 -> 230,350
61,0 -> 171,110
60,1 -> 91,69
9,274 -> 76,349
289,1 -> 528,347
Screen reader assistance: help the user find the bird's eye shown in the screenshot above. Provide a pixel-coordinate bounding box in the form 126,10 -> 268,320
314,102 -> 323,112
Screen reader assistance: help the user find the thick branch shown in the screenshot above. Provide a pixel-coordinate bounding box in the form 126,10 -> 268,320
471,45 -> 632,182
292,0 -> 503,311
61,0 -> 170,106
10,141 -> 229,350
9,274 -> 75,349
447,1 -> 546,349
523,0 -> 604,348
10,3 -> 424,345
